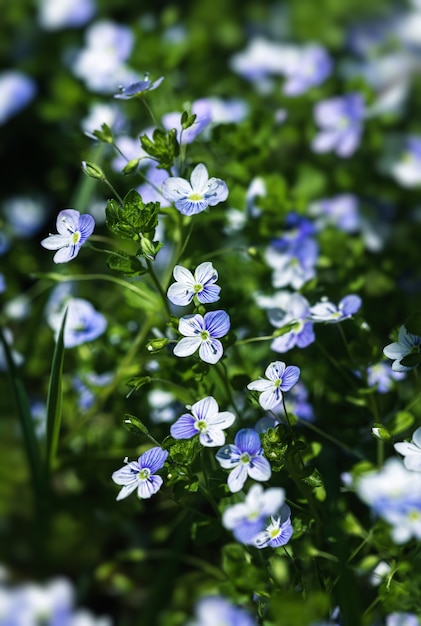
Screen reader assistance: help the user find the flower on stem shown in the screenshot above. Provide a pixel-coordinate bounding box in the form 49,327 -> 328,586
114,73 -> 164,99
247,361 -> 300,411
173,310 -> 230,364
309,294 -> 361,323
394,427 -> 421,471
161,163 -> 228,216
170,396 -> 235,447
383,325 -> 421,372
167,262 -> 220,306
41,209 -> 95,263
312,92 -> 365,158
254,504 -> 293,548
216,428 -> 271,493
222,483 -> 286,544
112,447 -> 168,501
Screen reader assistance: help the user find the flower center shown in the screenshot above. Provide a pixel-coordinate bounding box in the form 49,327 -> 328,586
138,468 -> 151,481
71,231 -> 81,244
193,283 -> 203,293
188,192 -> 204,202
273,377 -> 282,388
240,452 -> 251,465
200,330 -> 210,341
409,510 -> 421,521
196,420 -> 208,433
269,526 -> 281,539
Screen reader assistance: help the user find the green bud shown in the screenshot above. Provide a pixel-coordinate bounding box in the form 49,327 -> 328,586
146,337 -> 169,352
371,424 -> 393,443
81,161 -> 105,180
122,159 -> 140,175
140,236 -> 159,260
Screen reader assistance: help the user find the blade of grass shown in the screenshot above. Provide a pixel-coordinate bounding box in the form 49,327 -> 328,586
0,326 -> 43,497
45,308 -> 68,476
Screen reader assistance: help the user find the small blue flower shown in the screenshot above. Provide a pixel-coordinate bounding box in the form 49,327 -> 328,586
266,293 -> 315,353
216,428 -> 271,493
383,325 -> 421,372
41,209 -> 95,263
366,361 -> 405,392
0,71 -> 36,125
112,447 -> 168,501
247,361 -> 301,411
282,44 -> 332,96
167,262 -> 220,306
162,98 -> 212,144
312,93 -> 365,158
190,595 -> 256,626
48,298 -> 107,348
254,504 -> 293,548
309,295 -> 361,323
114,73 -> 164,99
173,310 -> 230,364
161,163 -> 229,216
170,396 -> 235,447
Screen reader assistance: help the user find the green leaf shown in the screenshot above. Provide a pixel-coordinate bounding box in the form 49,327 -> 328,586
91,123 -> 114,144
105,191 -> 160,242
106,252 -> 146,276
45,308 -> 67,475
0,326 -> 43,496
389,411 -> 414,436
124,414 -> 149,435
140,128 -> 179,169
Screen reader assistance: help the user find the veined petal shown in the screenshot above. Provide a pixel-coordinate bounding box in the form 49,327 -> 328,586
208,410 -> 236,430
199,427 -> 226,447
199,338 -> 223,364
139,447 -> 168,473
178,314 -> 204,336
137,475 -> 163,499
205,178 -> 229,205
269,519 -> 293,547
204,310 -> 230,338
190,163 -> 209,192
247,378 -> 273,392
173,336 -> 202,357
173,265 -> 195,285
56,209 -> 80,235
280,366 -> 300,391
167,283 -> 194,306
234,429 -> 261,455
265,361 -> 286,381
339,294 -> 361,316
161,177 -> 192,202
170,414 -> 197,440
192,396 -> 219,421
228,463 -> 248,493
175,198 -> 209,216
194,261 -> 218,285
197,284 -> 221,304
248,456 -> 272,482
41,234 -> 69,250
259,388 -> 282,410
215,444 -> 240,468
78,214 -> 95,242
53,245 -> 79,263
116,482 -> 139,501
111,462 -> 139,485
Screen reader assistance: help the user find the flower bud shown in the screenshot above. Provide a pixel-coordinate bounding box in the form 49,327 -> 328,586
81,161 -> 105,180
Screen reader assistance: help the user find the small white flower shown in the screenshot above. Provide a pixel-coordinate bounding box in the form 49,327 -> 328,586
394,427 -> 421,471
161,163 -> 228,216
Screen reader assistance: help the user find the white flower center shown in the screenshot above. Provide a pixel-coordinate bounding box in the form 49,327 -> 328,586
240,452 -> 251,465
138,468 -> 150,481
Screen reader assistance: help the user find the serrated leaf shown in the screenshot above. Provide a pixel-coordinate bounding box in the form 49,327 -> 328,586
106,253 -> 146,276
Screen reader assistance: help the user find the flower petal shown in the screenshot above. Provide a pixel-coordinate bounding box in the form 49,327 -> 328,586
215,444 -> 240,468
265,361 -> 286,381
41,234 -> 69,250
78,214 -> 95,242
191,396 -> 219,421
170,414 -> 197,440
139,447 -> 168,473
199,338 -> 223,364
53,245 -> 80,263
161,177 -> 192,202
178,314 -> 204,337
234,429 -> 261,455
259,388 -> 283,410
190,163 -> 209,192
137,475 -> 163,498
197,284 -> 221,304
173,265 -> 195,285
199,427 -> 226,447
280,365 -> 300,391
175,198 -> 209,216
248,456 -> 272,482
339,294 -> 361,316
56,209 -> 81,235
205,178 -> 229,205
227,463 -> 248,493
116,482 -> 139,501
413,427 -> 421,448
174,336 -> 202,358
167,283 -> 194,306
194,262 -> 218,285
247,378 -> 273,392
204,310 -> 230,338
111,461 -> 139,485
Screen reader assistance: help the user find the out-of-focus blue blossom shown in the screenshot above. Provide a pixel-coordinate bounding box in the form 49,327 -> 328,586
394,427 -> 421,471
389,136 -> 421,187
222,483 -> 286,544
170,396 -> 235,447
167,262 -> 220,306
0,232 -> 10,255
216,428 -> 271,493
188,595 -> 256,626
162,98 -> 212,144
356,457 -> 421,543
73,372 -> 113,410
264,292 -> 315,353
205,97 -> 249,124
137,163 -> 170,206
41,209 -> 95,263
4,294 -> 32,321
161,163 -> 228,216
309,295 -> 362,323
281,44 -> 332,96
81,102 -> 124,139
247,361 -> 300,410
254,504 -> 293,548
383,325 -> 421,372
3,196 -> 47,238
148,389 -> 179,424
0,71 -> 36,125
72,20 -> 137,94
366,361 -> 406,392
47,298 -> 107,348
173,310 -> 230,364
386,612 -> 421,626
38,0 -> 96,30
112,447 -> 168,501
246,177 -> 266,218
309,194 -> 360,234
312,93 -> 365,158
111,135 -> 153,173
114,74 -> 164,99
0,274 -> 5,294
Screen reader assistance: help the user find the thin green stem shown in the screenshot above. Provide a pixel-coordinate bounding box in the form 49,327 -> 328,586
103,178 -> 125,205
236,335 -> 275,346
297,418 -> 366,461
142,97 -> 158,127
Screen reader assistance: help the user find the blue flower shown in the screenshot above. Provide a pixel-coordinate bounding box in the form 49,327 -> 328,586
114,73 -> 164,99
0,71 -> 36,125
247,361 -> 301,411
383,325 -> 421,372
170,396 -> 235,447
48,298 -> 107,348
265,292 -> 315,353
112,447 -> 168,501
216,428 -> 271,493
254,504 -> 293,548
390,136 -> 421,188
161,163 -> 229,216
162,98 -> 212,144
173,310 -> 230,364
190,595 -> 255,626
309,194 -> 360,234
312,93 -> 365,158
222,483 -> 286,544
366,361 -> 406,392
167,262 -> 220,306
309,294 -> 361,323
282,44 -> 332,96
41,209 -> 95,263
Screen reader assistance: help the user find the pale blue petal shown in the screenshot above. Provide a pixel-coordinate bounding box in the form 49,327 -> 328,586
265,361 -> 286,381
192,396 -> 219,421
269,519 -> 293,547
215,444 -> 240,468
78,214 -> 95,242
248,456 -> 272,482
170,414 -> 197,439
259,388 -> 282,410
199,428 -> 225,447
383,342 -> 406,360
234,429 -> 261,455
190,163 -> 209,192
339,294 -> 361,316
161,177 -> 192,202
111,461 -> 139,485
197,284 -> 221,304
413,427 -> 421,448
56,209 -> 80,235
208,410 -> 236,430
194,262 -> 218,285
247,378 -> 273,392
41,234 -> 69,250
205,178 -> 229,205
116,482 -> 139,501
280,366 -> 300,391
53,245 -> 80,263
139,447 -> 168,473
178,314 -> 204,337
173,265 -> 195,285
174,336 -> 202,357
228,464 -> 248,492
137,475 -> 163,498
167,283 -> 194,306
204,310 -> 230,338
199,338 -> 223,364
175,198 -> 209,215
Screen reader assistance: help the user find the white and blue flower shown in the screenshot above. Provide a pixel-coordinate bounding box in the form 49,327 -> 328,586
216,428 -> 271,493
170,396 -> 235,447
161,163 -> 228,216
112,447 -> 168,501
